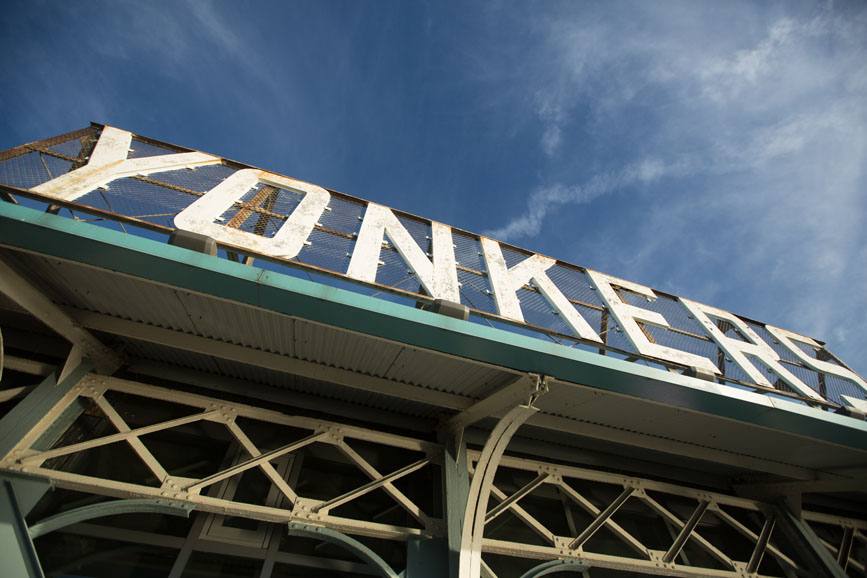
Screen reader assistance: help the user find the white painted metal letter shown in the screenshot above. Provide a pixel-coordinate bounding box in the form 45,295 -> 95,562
32,126 -> 220,201
174,169 -> 331,260
481,238 -> 601,342
346,203 -> 461,302
765,325 -> 867,394
586,271 -> 719,374
680,299 -> 824,400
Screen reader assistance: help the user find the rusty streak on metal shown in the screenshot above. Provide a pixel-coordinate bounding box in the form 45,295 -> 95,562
226,185 -> 278,230
255,186 -> 280,235
130,175 -> 207,198
26,146 -> 77,163
599,308 -> 610,356
0,126 -> 97,162
72,133 -> 99,171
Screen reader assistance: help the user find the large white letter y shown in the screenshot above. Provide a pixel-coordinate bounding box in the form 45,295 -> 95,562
32,126 -> 220,202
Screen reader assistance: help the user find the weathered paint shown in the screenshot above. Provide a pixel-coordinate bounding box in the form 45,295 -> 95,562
174,168 -> 331,260
32,126 -> 219,201
680,298 -> 825,401
481,238 -> 601,342
347,203 -> 460,302
586,270 -> 719,374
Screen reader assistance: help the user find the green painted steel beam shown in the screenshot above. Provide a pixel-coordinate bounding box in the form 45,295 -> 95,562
0,473 -> 52,578
443,435 -> 469,578
1,203 -> 867,452
287,522 -> 400,578
0,358 -> 92,461
406,537 -> 448,578
774,501 -> 848,578
28,498 -> 195,539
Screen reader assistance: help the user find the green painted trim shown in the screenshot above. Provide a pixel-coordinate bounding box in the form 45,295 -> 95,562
1,203 -> 867,451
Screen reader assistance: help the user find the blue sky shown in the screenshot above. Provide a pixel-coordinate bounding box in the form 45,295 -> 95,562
2,1 -> 866,376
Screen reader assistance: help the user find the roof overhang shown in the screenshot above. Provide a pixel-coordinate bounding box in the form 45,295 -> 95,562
1,201 -> 866,483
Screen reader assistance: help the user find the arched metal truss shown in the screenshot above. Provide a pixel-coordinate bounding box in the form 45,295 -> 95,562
28,498 -> 195,539
459,404 -> 540,578
517,559 -> 589,578
286,521 -> 401,578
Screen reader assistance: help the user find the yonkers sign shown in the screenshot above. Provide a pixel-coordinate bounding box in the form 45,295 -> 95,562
20,126 -> 867,399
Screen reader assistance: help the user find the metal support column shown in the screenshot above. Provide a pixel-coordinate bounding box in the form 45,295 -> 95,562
444,433 -> 470,578
406,536 -> 448,578
0,472 -> 52,578
773,500 -> 848,578
458,375 -> 547,578
0,355 -> 92,461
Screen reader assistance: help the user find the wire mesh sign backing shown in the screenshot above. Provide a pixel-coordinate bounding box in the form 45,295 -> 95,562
1,123 -> 866,406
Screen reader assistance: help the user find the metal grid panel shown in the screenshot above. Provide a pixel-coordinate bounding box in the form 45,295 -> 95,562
0,151 -> 73,189
516,287 -> 574,337
500,244 -> 534,269
824,374 -> 867,406
458,269 -> 497,314
295,227 -> 354,274
547,265 -> 604,310
320,195 -> 366,235
153,164 -> 237,193
77,178 -> 202,229
128,138 -> 183,159
47,137 -> 84,159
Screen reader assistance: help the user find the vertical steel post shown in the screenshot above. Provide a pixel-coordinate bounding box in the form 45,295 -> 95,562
444,433 -> 469,578
0,473 -> 52,578
774,500 -> 848,578
406,536 -> 448,578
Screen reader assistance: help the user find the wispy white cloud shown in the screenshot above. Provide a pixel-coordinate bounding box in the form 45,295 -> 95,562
698,18 -> 797,102
536,98 -> 565,156
483,2 -> 867,370
484,156 -> 692,239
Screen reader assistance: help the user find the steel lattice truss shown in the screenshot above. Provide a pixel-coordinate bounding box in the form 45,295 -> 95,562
1,371 -> 863,577
3,374 -> 440,542
472,454 -> 866,577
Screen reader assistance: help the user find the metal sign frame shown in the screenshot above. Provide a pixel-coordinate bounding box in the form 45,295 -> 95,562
1,124 -> 865,407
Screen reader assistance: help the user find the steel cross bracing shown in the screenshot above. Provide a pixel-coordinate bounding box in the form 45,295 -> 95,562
470,452 -> 865,578
0,371 -> 863,577
801,511 -> 867,575
0,373 -> 442,542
